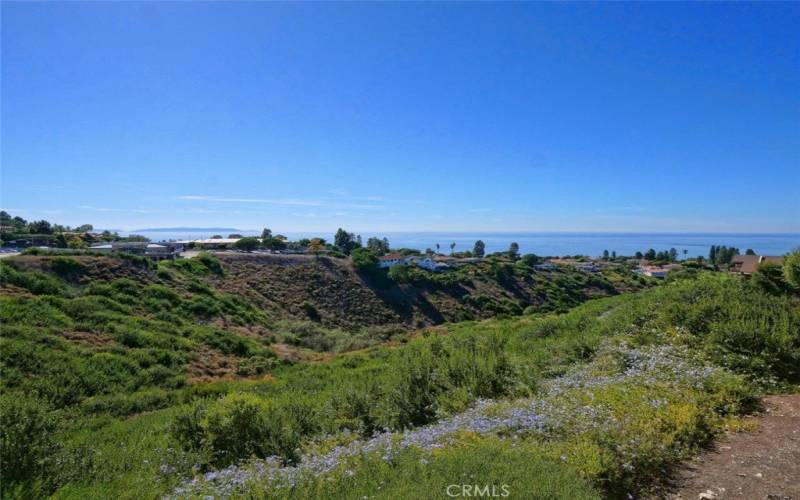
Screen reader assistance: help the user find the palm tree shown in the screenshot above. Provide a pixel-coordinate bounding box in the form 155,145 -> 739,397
450,242 -> 456,255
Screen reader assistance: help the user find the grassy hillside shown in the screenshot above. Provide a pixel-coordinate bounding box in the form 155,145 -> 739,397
0,252 -> 646,421
1,252 -> 647,356
1,257 -> 798,498
212,253 -> 647,330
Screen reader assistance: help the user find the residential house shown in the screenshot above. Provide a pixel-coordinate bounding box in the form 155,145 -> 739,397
638,264 -> 681,278
413,255 -> 449,272
377,253 -> 406,268
90,242 -> 181,261
174,238 -> 240,249
730,255 -> 784,275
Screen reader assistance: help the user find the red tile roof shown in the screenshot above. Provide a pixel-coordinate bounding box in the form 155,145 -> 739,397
378,253 -> 404,261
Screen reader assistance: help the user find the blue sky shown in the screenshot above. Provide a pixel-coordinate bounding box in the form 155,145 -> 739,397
2,2 -> 798,233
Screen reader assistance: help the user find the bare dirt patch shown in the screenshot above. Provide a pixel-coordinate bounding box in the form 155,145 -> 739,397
186,345 -> 243,382
61,330 -> 114,349
661,394 -> 800,499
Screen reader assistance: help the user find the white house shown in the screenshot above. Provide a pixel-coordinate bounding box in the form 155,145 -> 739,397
406,255 -> 448,272
378,253 -> 405,268
89,243 -> 113,253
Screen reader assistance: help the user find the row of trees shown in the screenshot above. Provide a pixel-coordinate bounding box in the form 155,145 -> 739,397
0,211 -> 94,236
0,211 -> 150,248
233,228 -> 333,255
708,245 -> 742,265
632,248 -> 681,262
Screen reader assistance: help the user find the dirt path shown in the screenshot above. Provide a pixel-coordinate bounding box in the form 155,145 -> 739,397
663,394 -> 800,499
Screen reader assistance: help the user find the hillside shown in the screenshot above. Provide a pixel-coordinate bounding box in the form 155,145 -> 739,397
1,263 -> 798,499
1,252 -> 647,345
0,252 -> 646,405
10,252 -> 646,323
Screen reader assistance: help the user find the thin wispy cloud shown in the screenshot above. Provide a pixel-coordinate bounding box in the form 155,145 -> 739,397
177,208 -> 218,214
178,195 -> 386,211
79,205 -> 122,212
79,205 -> 157,214
178,195 -> 323,207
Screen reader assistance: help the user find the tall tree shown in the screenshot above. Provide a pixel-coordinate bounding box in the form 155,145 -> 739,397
602,249 -> 609,260
509,242 -> 519,260
366,237 -> 389,255
307,238 -> 325,256
473,240 -> 485,258
450,242 -> 456,255
351,247 -> 378,272
644,248 -> 656,260
28,220 -> 53,234
783,249 -> 800,290
669,248 -> 678,261
68,236 -> 87,249
334,228 -> 360,254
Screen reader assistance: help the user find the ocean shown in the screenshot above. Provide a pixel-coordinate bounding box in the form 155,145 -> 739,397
127,230 -> 800,259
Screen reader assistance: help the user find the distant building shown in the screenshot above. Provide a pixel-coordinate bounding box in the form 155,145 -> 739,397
378,253 -> 405,268
730,255 -> 784,275
90,242 -> 181,261
411,255 -> 448,271
378,253 -> 449,271
546,258 -> 602,272
638,264 -> 681,278
174,238 -> 241,249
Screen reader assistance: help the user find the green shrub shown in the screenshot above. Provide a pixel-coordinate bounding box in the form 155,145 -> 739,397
187,280 -> 213,295
186,295 -> 221,318
0,394 -> 59,488
351,248 -> 378,273
236,355 -> 278,376
173,393 -> 306,466
197,253 -> 225,276
163,252 -> 225,276
331,383 -> 381,435
170,399 -> 210,451
49,257 -> 85,279
301,300 -> 320,320
0,262 -> 65,295
386,348 -> 440,428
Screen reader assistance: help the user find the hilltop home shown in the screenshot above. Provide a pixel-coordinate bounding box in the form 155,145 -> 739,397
89,242 -> 182,261
730,255 -> 784,275
377,253 -> 406,268
638,264 -> 682,278
378,253 -> 449,272
408,255 -> 449,272
174,238 -> 241,249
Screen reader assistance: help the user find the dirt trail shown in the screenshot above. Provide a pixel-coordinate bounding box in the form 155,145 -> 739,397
663,394 -> 800,499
